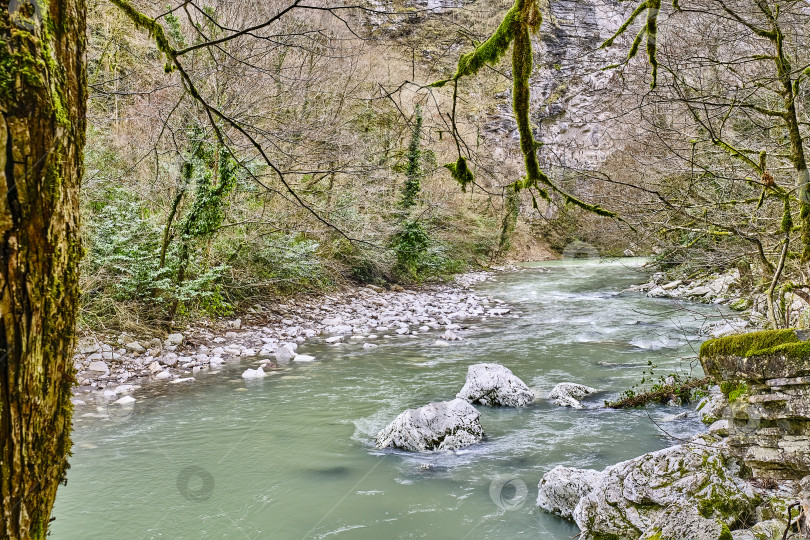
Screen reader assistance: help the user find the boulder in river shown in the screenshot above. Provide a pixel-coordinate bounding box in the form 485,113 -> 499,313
242,367 -> 267,379
456,363 -> 534,407
548,382 -> 596,408
374,398 -> 484,452
536,467 -> 601,519
537,434 -> 759,539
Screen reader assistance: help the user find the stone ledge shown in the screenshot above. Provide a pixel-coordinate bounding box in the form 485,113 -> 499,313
701,329 -> 810,480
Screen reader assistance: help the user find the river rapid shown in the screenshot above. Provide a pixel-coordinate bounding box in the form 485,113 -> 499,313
52,259 -> 729,539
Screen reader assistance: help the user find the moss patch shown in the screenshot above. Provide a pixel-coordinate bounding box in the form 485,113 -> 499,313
700,329 -> 800,360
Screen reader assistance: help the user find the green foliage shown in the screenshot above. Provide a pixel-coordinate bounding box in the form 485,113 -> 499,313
781,197 -> 793,233
606,360 -> 710,408
244,234 -> 333,293
401,105 -> 423,209
391,220 -> 431,279
163,6 -> 186,48
181,145 -> 238,239
82,187 -> 232,318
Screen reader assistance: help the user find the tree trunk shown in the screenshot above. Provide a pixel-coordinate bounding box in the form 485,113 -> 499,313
0,0 -> 86,538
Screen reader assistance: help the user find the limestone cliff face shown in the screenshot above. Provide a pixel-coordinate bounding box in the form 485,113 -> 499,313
367,0 -> 636,171
532,0 -> 632,169
472,0 -> 636,170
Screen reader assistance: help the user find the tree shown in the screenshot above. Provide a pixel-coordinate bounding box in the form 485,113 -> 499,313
0,0 -> 87,537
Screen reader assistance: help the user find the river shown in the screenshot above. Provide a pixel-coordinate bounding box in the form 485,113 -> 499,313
52,258 -> 728,539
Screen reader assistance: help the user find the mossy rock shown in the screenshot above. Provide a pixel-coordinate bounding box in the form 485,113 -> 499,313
700,329 -> 810,381
729,298 -> 752,311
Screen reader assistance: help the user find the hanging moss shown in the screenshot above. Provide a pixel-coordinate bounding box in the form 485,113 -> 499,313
781,197 -> 793,233
444,156 -> 474,191
109,0 -> 176,72
430,2 -> 524,89
433,0 -> 619,220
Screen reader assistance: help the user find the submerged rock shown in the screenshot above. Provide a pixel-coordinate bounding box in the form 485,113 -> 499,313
548,382 -> 596,408
374,398 -> 484,452
456,363 -> 534,407
538,434 -> 760,540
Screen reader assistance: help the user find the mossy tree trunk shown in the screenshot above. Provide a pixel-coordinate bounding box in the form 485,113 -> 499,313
0,0 -> 87,537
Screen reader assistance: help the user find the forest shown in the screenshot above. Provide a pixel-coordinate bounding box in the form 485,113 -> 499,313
1,0 -> 809,538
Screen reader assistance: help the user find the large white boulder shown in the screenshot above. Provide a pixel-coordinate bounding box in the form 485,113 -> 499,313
548,382 -> 597,408
538,435 -> 759,539
536,467 -> 602,519
456,363 -> 534,407
374,398 -> 484,452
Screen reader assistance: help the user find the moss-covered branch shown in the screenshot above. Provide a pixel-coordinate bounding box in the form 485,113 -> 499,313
600,0 -> 663,88
434,0 -> 619,220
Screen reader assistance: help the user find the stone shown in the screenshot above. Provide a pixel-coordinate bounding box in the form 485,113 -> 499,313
125,341 -> 145,354
697,388 -> 728,425
162,353 -> 179,367
374,398 -> 484,452
456,363 -> 534,407
78,339 -> 101,355
330,325 -> 354,334
745,519 -> 788,540
548,382 -> 597,409
165,333 -> 184,346
147,361 -> 162,373
114,396 -> 136,405
709,419 -> 730,437
442,330 -> 460,341
701,330 -> 810,479
155,371 -> 171,380
538,435 -> 759,540
242,367 -> 267,379
536,467 -> 602,519
87,361 -> 109,373
293,354 -> 316,362
325,336 -> 344,344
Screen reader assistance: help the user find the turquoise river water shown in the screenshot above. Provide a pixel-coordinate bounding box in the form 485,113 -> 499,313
52,259 -> 730,539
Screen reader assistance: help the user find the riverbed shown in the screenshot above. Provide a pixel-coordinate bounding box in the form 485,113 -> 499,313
52,259 -> 730,539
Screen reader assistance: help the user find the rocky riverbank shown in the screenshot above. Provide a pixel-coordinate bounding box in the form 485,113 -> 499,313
70,270 -> 517,408
625,268 -> 810,335
537,328 -> 810,539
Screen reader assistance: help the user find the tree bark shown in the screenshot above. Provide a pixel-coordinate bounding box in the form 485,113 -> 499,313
0,0 -> 86,537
